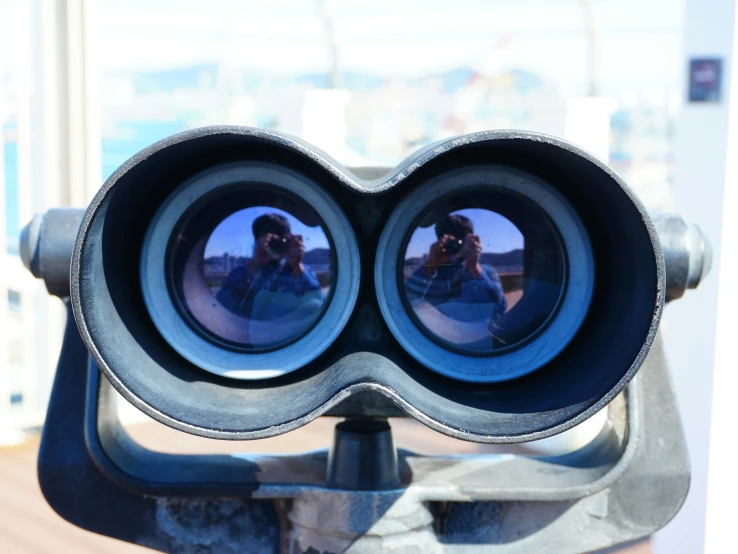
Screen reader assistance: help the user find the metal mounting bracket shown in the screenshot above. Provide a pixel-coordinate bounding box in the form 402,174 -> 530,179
37,302 -> 689,553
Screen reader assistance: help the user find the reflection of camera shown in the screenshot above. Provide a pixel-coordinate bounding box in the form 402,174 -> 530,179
442,236 -> 464,256
268,234 -> 289,255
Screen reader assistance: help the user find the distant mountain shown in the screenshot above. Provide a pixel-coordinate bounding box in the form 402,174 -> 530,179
303,248 -> 331,266
410,67 -> 479,93
203,248 -> 331,268
404,249 -> 524,271
129,64 -> 219,93
109,65 -> 547,96
410,67 -> 546,94
114,65 -> 386,94
504,69 -> 546,93
481,249 -> 523,267
294,72 -> 387,92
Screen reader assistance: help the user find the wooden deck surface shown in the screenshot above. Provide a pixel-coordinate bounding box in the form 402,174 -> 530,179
0,417 -> 651,553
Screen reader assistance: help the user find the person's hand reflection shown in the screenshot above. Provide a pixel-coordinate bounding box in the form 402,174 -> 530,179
463,233 -> 483,279
286,234 -> 305,276
424,234 -> 455,276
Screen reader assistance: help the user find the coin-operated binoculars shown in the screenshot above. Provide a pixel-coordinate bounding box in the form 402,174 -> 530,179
21,127 -> 710,553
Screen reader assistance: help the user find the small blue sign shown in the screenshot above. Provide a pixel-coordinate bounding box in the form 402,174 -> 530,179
689,58 -> 722,103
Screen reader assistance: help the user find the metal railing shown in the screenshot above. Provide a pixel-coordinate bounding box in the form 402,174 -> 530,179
0,252 -> 67,445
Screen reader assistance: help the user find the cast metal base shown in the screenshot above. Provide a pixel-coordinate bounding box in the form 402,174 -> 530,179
36,302 -> 689,553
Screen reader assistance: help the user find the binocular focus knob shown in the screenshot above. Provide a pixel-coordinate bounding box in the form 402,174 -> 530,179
652,212 -> 713,302
19,209 -> 712,305
20,208 -> 85,298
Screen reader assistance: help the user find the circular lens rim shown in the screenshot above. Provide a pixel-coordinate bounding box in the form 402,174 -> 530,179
166,184 -> 338,353
375,165 -> 594,383
141,162 -> 360,380
396,186 -> 567,357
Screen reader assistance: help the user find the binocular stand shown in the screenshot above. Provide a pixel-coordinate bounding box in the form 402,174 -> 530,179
38,303 -> 687,553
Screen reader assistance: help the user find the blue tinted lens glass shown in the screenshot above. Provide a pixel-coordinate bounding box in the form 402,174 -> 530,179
402,193 -> 565,353
171,191 -> 333,351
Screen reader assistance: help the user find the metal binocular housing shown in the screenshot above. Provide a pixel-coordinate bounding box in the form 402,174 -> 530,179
21,127 -> 710,553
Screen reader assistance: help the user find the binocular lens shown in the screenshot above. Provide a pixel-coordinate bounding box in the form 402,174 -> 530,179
401,193 -> 565,354
170,192 -> 334,351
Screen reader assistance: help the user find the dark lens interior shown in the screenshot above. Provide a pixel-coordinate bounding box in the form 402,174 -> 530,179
401,189 -> 565,354
169,186 -> 334,351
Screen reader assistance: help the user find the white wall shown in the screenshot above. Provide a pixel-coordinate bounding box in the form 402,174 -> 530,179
654,1 -> 737,552
0,0 -> 100,444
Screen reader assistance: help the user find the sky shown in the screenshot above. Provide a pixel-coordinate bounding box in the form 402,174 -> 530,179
405,208 -> 524,259
204,205 -> 330,258
0,0 -> 686,128
81,0 -> 683,98
0,0 -> 686,243
206,206 -> 521,261
0,1 -> 685,95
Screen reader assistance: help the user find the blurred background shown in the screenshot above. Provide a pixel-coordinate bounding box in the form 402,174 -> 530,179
0,1 -> 734,553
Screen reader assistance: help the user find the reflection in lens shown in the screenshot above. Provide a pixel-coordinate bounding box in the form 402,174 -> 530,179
402,193 -> 565,353
170,190 -> 334,350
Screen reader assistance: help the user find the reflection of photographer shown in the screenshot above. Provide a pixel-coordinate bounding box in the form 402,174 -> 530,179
406,214 -> 507,323
217,213 -> 323,319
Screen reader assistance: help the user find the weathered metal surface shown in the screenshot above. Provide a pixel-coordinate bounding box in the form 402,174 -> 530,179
20,207 -> 84,297
67,127 -> 664,442
288,490 -> 438,554
652,212 -> 712,302
84,361 -> 631,500
36,303 -> 688,553
156,498 -> 278,554
26,128 -> 697,552
326,419 -> 401,490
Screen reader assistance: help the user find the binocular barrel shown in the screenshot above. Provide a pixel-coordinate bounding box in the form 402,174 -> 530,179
21,127 -> 709,443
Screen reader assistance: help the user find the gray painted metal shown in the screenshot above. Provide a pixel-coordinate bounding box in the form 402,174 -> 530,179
139,162 -> 361,379
148,333 -> 691,553
19,207 -> 84,297
326,419 -> 401,490
38,301 -> 688,552
652,212 -> 712,302
22,128 -> 707,553
17,127 -> 710,442
68,127 -> 666,442
374,164 -> 595,382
